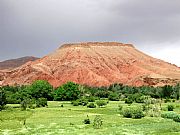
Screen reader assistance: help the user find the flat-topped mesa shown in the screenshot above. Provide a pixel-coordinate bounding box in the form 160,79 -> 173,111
59,42 -> 135,49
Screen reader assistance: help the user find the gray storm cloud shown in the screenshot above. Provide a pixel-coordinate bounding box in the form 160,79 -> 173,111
0,0 -> 180,65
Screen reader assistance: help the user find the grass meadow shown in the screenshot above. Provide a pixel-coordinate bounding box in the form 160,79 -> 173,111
0,101 -> 180,135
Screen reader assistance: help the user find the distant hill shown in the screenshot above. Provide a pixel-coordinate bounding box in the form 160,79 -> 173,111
1,42 -> 180,87
0,56 -> 39,70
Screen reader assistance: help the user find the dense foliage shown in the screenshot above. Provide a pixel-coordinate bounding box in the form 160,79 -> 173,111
29,80 -> 53,100
0,80 -> 180,110
161,112 -> 180,123
53,82 -> 80,101
0,87 -> 6,111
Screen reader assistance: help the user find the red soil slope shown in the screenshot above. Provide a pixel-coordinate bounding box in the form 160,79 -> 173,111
1,42 -> 180,87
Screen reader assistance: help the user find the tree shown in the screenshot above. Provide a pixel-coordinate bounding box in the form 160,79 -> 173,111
162,85 -> 173,98
54,82 -> 80,101
173,83 -> 180,100
29,80 -> 53,100
108,83 -> 123,92
0,87 -> 6,111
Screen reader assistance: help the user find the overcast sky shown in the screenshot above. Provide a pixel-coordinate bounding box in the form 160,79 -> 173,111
0,0 -> 180,66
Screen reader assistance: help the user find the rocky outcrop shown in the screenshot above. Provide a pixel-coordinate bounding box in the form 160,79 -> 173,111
1,42 -> 180,87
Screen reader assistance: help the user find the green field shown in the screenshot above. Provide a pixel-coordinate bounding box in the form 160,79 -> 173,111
0,101 -> 180,135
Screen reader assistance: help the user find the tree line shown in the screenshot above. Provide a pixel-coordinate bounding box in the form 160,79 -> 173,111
0,80 -> 180,110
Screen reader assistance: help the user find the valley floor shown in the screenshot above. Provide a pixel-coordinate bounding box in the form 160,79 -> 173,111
0,101 -> 180,135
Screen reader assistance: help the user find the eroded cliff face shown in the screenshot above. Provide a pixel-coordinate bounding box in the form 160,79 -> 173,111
1,42 -> 180,87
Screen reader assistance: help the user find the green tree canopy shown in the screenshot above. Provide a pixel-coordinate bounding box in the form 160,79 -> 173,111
54,82 -> 80,101
29,80 -> 53,100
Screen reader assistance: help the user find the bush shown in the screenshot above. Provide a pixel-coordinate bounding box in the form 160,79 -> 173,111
87,96 -> 95,102
36,98 -> 48,107
96,100 -> 107,107
161,112 -> 177,119
118,104 -> 123,111
148,105 -> 161,117
173,114 -> 180,122
71,101 -> 79,106
164,99 -> 171,103
161,112 -> 180,123
93,115 -> 103,129
20,100 -> 28,111
122,107 -> 144,119
167,104 -> 174,111
83,115 -> 91,124
87,103 -> 96,108
108,92 -> 119,101
133,94 -> 145,103
172,99 -> 176,102
142,104 -> 148,112
77,98 -> 88,106
132,108 -> 144,119
150,98 -> 157,104
125,98 -> 133,104
122,108 -> 132,118
20,98 -> 33,111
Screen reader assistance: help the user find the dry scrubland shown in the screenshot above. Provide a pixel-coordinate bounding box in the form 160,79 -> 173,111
0,101 -> 180,135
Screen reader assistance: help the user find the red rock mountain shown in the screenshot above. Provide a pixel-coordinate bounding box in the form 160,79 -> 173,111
1,42 -> 180,87
0,56 -> 39,70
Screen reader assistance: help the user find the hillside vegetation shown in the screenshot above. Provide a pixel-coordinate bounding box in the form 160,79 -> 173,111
0,81 -> 180,134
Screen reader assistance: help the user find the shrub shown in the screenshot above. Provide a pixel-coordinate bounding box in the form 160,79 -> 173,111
20,100 -> 28,111
83,115 -> 91,124
118,104 -> 123,111
132,108 -> 144,119
71,101 -> 79,106
122,108 -> 132,118
142,104 -> 148,112
36,98 -> 48,107
125,98 -> 133,104
172,99 -> 176,102
87,103 -> 96,108
161,112 -> 177,119
96,100 -> 107,107
122,107 -> 144,119
167,104 -> 174,111
161,112 -> 180,123
77,98 -> 88,106
87,96 -> 95,102
20,98 -> 33,111
93,115 -> 103,129
150,98 -> 157,104
133,94 -> 145,103
173,114 -> 180,122
108,92 -> 119,101
164,99 -> 171,103
148,105 -> 161,117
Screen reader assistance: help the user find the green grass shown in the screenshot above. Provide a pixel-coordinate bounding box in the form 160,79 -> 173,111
0,101 -> 180,135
